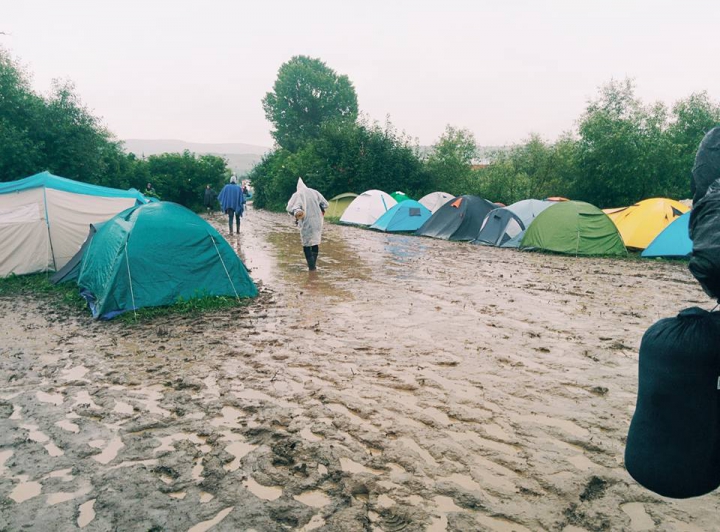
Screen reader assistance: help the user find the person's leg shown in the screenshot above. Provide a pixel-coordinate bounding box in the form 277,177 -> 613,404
227,209 -> 235,233
303,246 -> 316,271
311,245 -> 319,268
235,213 -> 241,233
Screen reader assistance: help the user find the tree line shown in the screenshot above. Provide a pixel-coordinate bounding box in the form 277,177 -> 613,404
253,57 -> 720,210
0,49 -> 230,211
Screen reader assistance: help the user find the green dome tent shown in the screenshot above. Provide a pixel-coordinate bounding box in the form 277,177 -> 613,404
520,201 -> 626,256
390,191 -> 412,203
326,192 -> 357,219
77,202 -> 257,319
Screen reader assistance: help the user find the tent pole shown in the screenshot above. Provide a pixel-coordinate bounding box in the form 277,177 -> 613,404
42,187 -> 57,272
210,235 -> 240,300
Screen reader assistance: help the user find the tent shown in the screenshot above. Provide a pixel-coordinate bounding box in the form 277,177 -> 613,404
0,171 -> 149,277
474,199 -> 553,246
418,191 -> 454,213
339,190 -> 397,226
520,201 -> 626,256
370,200 -> 431,232
641,211 -> 692,258
609,198 -> 689,250
390,191 -> 412,203
51,222 -> 104,284
76,202 -> 257,319
415,195 -> 497,241
326,192 -> 357,218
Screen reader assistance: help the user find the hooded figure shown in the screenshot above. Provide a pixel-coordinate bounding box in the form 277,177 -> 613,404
218,175 -> 245,234
286,178 -> 329,271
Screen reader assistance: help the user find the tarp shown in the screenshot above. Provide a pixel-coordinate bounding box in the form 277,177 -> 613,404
418,191 -> 454,213
641,212 -> 692,258
415,195 -> 497,241
609,198 -> 689,250
474,199 -> 553,246
0,171 -> 150,277
339,190 -> 397,226
370,200 -> 431,232
326,193 -> 357,218
520,200 -> 626,256
76,202 -> 257,319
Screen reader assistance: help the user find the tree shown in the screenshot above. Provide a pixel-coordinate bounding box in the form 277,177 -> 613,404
425,125 -> 478,195
262,56 -> 358,152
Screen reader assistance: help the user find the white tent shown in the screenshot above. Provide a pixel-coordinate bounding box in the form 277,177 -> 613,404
339,190 -> 397,226
418,191 -> 454,213
0,171 -> 148,277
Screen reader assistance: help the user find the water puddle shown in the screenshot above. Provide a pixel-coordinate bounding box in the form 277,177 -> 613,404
45,442 -> 64,457
10,404 -> 22,420
203,375 -> 221,397
188,506 -> 234,532
223,439 -> 257,472
36,391 -> 64,406
192,458 -> 204,482
113,401 -> 134,415
92,437 -> 124,465
77,499 -> 96,528
406,494 -> 424,506
88,440 -> 105,449
22,424 -> 49,443
567,454 -> 596,471
60,365 -> 89,381
244,476 -> 282,500
318,464 -> 328,475
56,419 -> 80,433
300,427 -> 323,442
47,469 -> 74,481
293,490 -> 331,508
72,391 -> 100,410
46,484 -> 91,505
10,477 -> 42,503
397,437 -> 438,467
168,491 -> 187,499
108,459 -> 159,470
377,494 -> 395,508
339,457 -> 382,475
154,433 -> 206,453
210,406 -> 245,429
199,491 -> 214,503
130,386 -> 171,416
621,502 -> 655,531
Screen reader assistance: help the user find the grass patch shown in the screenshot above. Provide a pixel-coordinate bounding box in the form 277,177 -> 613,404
0,273 -> 252,323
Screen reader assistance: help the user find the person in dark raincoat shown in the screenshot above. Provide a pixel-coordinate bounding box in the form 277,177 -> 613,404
286,178 -> 329,271
218,175 -> 245,234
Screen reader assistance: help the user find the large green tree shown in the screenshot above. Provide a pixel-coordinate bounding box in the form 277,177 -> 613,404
425,125 -> 477,195
262,56 -> 358,152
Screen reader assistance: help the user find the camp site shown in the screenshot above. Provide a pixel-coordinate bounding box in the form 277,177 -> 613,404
3,3 -> 720,531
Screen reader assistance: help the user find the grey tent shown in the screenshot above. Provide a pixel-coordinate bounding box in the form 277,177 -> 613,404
491,199 -> 554,248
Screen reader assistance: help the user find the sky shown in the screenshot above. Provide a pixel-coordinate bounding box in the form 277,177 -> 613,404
3,0 -> 720,148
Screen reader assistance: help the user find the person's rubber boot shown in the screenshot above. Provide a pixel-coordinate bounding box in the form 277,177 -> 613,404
312,251 -> 319,270
303,247 -> 316,271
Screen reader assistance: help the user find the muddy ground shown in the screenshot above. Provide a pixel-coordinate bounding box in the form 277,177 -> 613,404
1,205 -> 718,531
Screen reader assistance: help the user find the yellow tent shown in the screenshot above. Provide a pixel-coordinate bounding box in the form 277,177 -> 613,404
609,198 -> 689,249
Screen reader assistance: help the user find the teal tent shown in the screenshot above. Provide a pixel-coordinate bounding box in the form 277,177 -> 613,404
370,200 -> 431,232
520,201 -> 626,256
77,202 -> 257,319
641,211 -> 692,258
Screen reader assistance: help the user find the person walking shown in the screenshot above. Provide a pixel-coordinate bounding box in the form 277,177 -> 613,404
286,178 -> 329,271
203,184 -> 216,212
218,175 -> 245,234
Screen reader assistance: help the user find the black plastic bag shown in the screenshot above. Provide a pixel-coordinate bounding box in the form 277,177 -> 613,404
690,182 -> 720,301
625,307 -> 720,499
692,126 -> 720,204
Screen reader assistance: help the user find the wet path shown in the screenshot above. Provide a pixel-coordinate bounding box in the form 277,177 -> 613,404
0,205 -> 718,531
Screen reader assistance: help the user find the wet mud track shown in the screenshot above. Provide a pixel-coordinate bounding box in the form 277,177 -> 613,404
1,206 -> 718,531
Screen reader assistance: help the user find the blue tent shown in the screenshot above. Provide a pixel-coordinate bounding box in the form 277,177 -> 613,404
641,211 -> 692,258
370,200 -> 431,232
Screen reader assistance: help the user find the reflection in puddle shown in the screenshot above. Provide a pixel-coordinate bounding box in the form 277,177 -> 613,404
188,506 -> 234,532
78,499 -> 96,528
244,476 -> 282,501
293,490 -> 331,508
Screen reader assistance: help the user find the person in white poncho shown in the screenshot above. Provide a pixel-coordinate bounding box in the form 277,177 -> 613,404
286,178 -> 329,271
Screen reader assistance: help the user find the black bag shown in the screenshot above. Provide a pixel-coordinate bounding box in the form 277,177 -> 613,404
690,183 -> 720,301
692,126 -> 720,204
625,307 -> 720,498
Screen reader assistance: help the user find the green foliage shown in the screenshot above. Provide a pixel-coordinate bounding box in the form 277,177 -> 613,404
0,48 -> 232,211
262,56 -> 358,152
0,274 -> 86,313
249,117 -> 432,210
117,294 -> 250,324
425,125 -> 477,195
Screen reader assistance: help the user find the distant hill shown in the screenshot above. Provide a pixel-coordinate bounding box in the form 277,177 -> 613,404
122,139 -> 270,176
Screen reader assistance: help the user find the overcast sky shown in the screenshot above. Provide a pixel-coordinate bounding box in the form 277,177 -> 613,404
3,0 -> 719,148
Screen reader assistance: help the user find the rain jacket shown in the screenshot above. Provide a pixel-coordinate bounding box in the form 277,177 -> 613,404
203,187 -> 216,207
286,178 -> 329,247
218,183 -> 244,215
